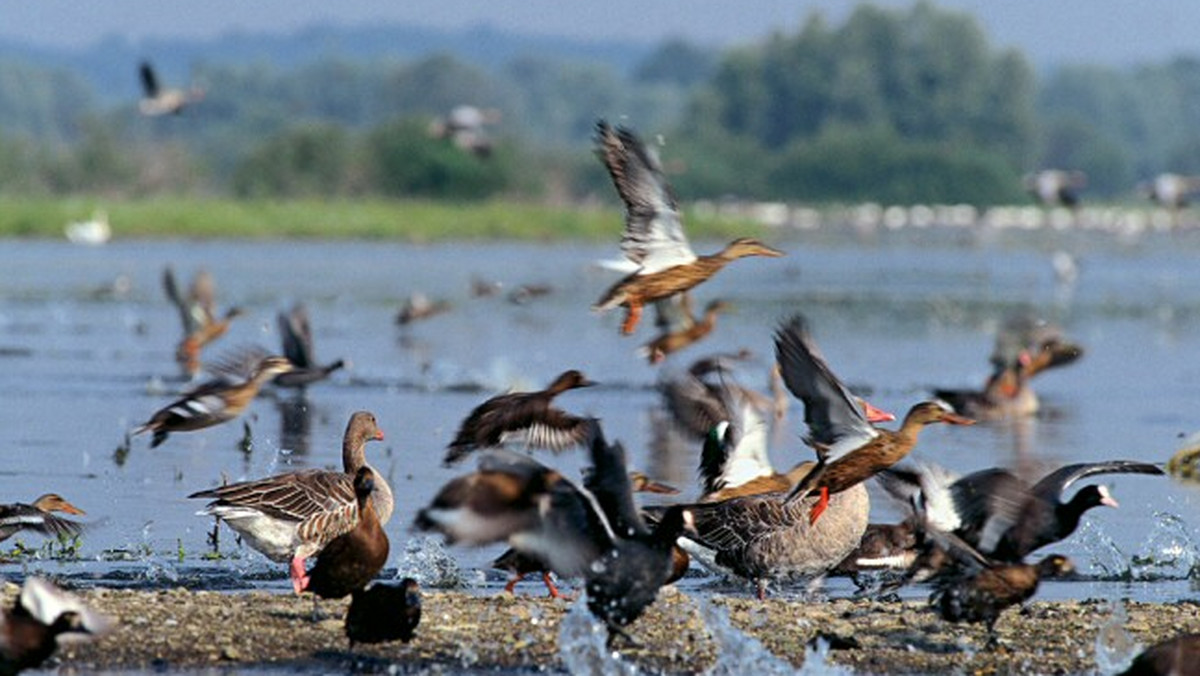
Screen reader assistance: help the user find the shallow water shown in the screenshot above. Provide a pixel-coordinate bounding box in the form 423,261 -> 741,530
1,228 -> 1198,606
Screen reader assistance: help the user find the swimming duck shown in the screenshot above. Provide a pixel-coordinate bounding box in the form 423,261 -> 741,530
1120,633 -> 1200,675
273,303 -> 345,389
443,369 -> 596,465
492,471 -> 680,598
935,315 -> 1084,420
132,355 -> 293,448
345,578 -> 422,647
0,495 -> 86,543
1024,169 -> 1086,207
0,577 -> 111,674
189,411 -> 390,593
591,121 -> 783,335
138,60 -> 204,116
302,467 -> 389,599
417,421 -> 694,634
163,266 -> 245,378
638,294 -> 731,364
777,315 -> 974,523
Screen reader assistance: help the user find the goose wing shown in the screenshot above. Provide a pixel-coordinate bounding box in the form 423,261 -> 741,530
278,304 -> 315,369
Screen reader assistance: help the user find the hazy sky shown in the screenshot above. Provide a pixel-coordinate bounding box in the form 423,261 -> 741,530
3,0 -> 1196,66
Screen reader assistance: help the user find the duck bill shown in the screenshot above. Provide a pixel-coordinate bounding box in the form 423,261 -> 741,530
58,501 -> 86,516
942,413 -> 976,426
860,400 -> 896,423
374,430 -> 386,441
638,480 -> 680,495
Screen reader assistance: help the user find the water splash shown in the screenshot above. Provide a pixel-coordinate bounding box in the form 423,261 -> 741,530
700,602 -> 792,676
1130,512 -> 1197,580
1093,601 -> 1141,675
392,536 -> 467,588
1078,520 -> 1129,580
557,595 -> 640,676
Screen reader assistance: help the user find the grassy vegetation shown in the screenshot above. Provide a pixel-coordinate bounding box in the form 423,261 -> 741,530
5,197 -> 767,241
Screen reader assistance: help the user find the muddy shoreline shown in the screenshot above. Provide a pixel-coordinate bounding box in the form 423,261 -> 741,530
29,583 -> 1199,674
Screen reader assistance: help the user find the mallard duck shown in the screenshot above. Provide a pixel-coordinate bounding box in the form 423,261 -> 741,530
1120,633 -> 1200,675
302,467 -> 389,599
443,370 -> 595,465
132,355 -> 293,447
345,578 -> 421,647
273,303 -> 345,389
638,294 -> 731,364
163,266 -> 245,377
0,495 -> 85,543
417,421 -> 694,633
138,60 -> 204,116
591,121 -> 783,335
189,411 -> 390,593
0,578 -> 111,674
776,315 -> 974,523
492,471 -> 680,598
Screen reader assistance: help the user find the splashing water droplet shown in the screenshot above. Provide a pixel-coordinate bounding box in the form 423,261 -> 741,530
1078,520 -> 1129,580
393,535 -> 466,588
558,595 -> 640,676
700,602 -> 793,676
1131,512 -> 1197,580
1094,601 -> 1141,675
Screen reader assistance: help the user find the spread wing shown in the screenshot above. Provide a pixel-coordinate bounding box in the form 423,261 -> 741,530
278,304 -> 315,369
774,315 -> 878,462
595,121 -> 695,273
1029,461 -> 1164,503
652,292 -> 695,333
139,61 -> 160,98
949,468 -> 1027,554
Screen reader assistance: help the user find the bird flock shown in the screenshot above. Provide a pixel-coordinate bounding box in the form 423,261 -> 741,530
4,119 -> 1189,674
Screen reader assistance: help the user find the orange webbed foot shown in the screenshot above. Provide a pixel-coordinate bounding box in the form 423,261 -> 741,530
621,304 -> 643,335
543,572 -> 573,600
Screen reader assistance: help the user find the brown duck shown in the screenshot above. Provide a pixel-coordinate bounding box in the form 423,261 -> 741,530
1120,633 -> 1200,675
933,553 -> 1074,637
302,467 -> 389,599
443,370 -> 595,465
639,294 -> 731,364
775,315 -> 973,523
591,121 -> 782,335
132,355 -> 294,448
0,494 -> 85,543
163,266 -> 244,378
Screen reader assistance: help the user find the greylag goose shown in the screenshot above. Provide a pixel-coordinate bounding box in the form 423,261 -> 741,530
188,411 -> 389,593
302,467 -> 389,599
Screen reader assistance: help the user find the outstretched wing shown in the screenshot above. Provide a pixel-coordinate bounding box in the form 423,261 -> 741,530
595,121 -> 695,273
139,61 -> 160,98
1029,461 -> 1163,503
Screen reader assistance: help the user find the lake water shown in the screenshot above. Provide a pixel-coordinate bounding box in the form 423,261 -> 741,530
1,226 -> 1198,604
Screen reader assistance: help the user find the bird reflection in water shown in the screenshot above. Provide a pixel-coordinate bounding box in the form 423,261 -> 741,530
277,396 -> 313,456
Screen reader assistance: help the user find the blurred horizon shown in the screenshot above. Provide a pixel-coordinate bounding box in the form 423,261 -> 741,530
5,0 -> 1199,69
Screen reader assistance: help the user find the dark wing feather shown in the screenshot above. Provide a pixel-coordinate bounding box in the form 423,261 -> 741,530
278,304 -> 315,369
1028,461 -> 1164,503
774,315 -> 877,460
191,469 -> 356,524
582,423 -> 648,539
139,61 -> 159,97
949,468 -> 1027,554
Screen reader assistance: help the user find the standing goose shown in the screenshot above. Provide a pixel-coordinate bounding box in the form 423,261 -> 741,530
138,60 -> 204,116
163,266 -> 245,378
591,121 -> 783,335
188,411 -> 389,593
417,421 -> 694,634
776,315 -> 974,523
443,370 -> 596,465
0,494 -> 85,543
273,303 -> 346,389
131,355 -> 293,448
302,467 -> 389,599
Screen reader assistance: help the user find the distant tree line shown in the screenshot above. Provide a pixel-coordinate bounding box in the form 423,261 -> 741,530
0,2 -> 1198,204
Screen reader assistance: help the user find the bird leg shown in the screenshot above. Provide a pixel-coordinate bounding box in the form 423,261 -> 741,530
542,572 -> 572,600
503,573 -> 525,594
808,486 -> 830,525
756,579 -> 769,601
290,556 -> 309,594
621,303 -> 643,335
